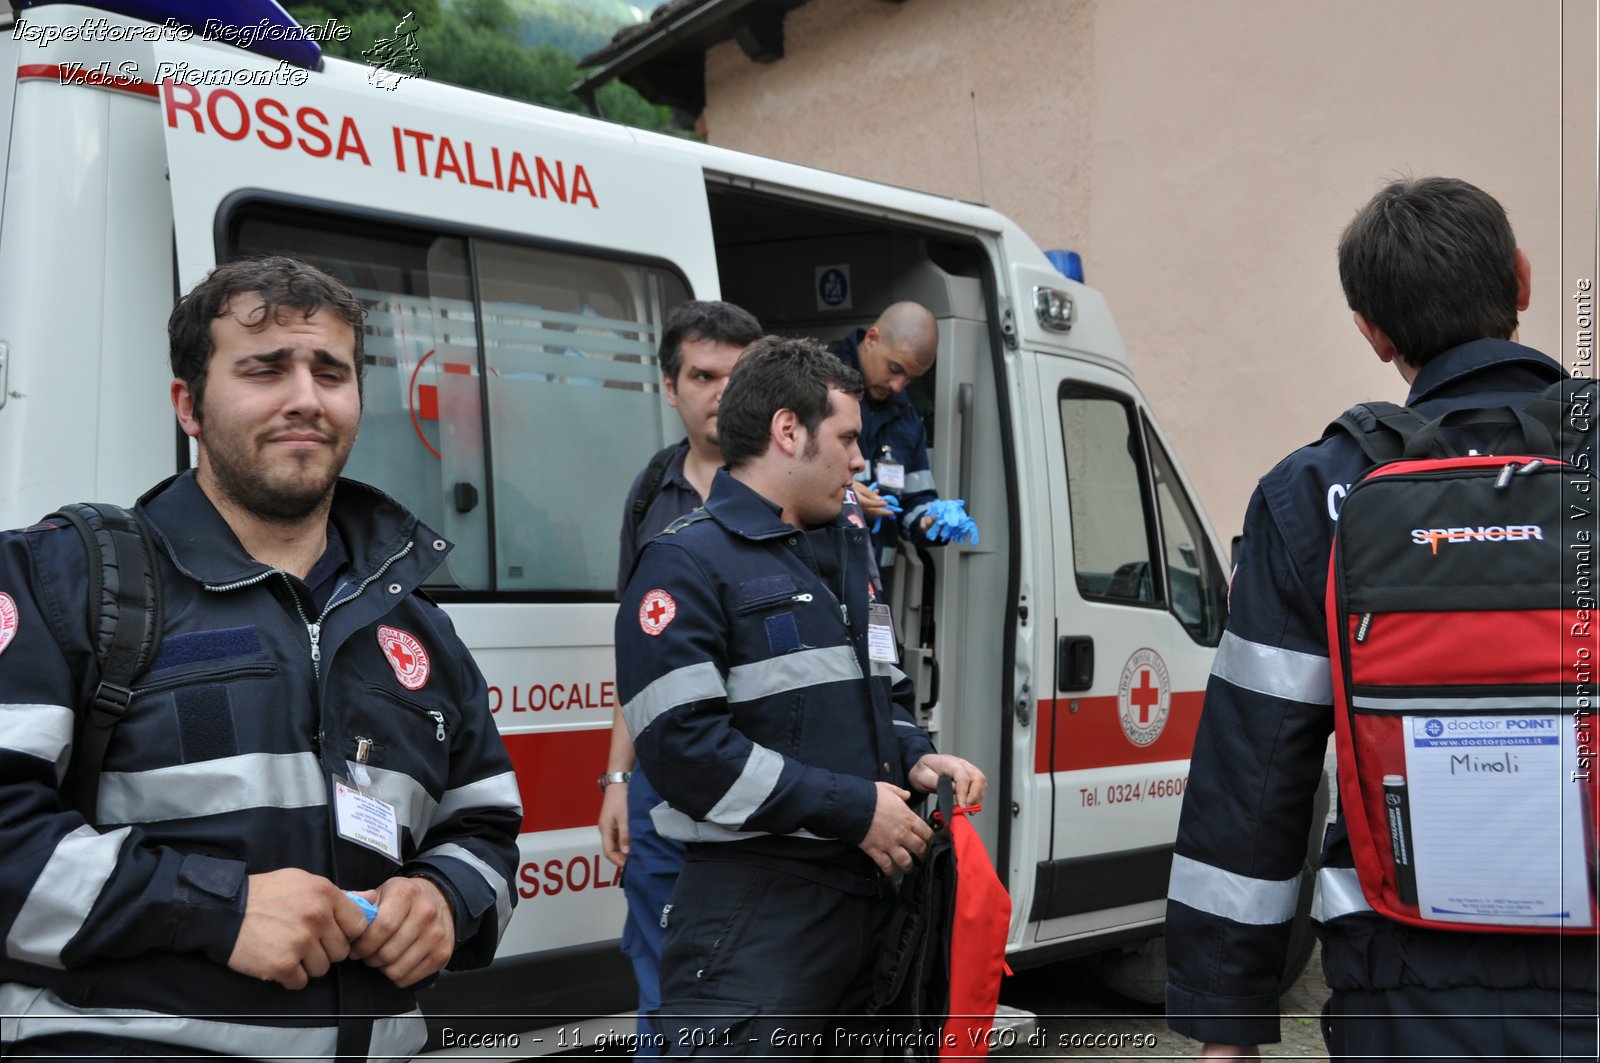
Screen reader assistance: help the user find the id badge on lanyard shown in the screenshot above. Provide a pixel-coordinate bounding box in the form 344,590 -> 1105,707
866,602 -> 898,664
333,740 -> 402,863
876,445 -> 906,491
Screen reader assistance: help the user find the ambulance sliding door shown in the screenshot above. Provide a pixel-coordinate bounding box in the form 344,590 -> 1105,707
1029,355 -> 1227,943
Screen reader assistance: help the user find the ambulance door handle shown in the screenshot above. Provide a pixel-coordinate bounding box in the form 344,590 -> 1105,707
957,382 -> 974,499
453,481 -> 479,514
1058,636 -> 1093,691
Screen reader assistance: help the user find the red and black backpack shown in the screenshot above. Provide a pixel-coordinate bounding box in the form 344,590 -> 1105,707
867,778 -> 1012,1057
1325,379 -> 1599,934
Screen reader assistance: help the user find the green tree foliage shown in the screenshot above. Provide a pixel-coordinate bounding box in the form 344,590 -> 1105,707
510,0 -> 622,56
282,2 -> 674,132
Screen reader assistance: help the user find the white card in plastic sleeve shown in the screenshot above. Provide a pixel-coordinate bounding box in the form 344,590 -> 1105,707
333,776 -> 402,863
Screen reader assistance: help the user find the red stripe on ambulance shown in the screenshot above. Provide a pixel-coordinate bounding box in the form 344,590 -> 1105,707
18,63 -> 158,98
1033,691 -> 1204,773
501,729 -> 609,834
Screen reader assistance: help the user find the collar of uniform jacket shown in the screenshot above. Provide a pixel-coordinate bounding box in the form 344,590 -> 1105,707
703,467 -> 851,541
136,469 -> 449,588
1405,338 -> 1566,406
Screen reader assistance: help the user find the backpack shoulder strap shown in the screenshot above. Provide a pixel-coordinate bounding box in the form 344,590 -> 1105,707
629,443 -> 684,537
1323,401 -> 1436,464
48,502 -> 164,820
1518,377 -> 1597,450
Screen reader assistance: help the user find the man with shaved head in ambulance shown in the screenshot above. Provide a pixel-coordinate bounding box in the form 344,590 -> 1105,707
831,302 -> 954,591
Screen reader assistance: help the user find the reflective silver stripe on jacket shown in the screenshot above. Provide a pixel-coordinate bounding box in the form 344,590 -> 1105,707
364,763 -> 438,840
704,744 -> 783,828
651,802 -> 825,843
902,469 -> 937,494
726,645 -> 862,704
96,752 -> 325,824
1167,852 -> 1300,926
623,660 -> 726,738
1311,865 -> 1375,922
871,661 -> 907,683
435,770 -> 523,825
418,842 -> 513,942
1352,693 -> 1586,712
901,501 -> 934,532
0,984 -> 424,1059
0,703 -> 74,781
6,826 -> 133,967
1210,631 -> 1333,705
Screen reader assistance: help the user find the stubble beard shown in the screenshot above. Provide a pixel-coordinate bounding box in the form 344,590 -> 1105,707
205,429 -> 352,523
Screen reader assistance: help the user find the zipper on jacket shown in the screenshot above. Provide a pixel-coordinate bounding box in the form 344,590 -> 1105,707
132,662 -> 278,698
320,540 -> 415,622
426,710 -> 446,741
787,531 -> 850,631
206,540 -> 417,680
279,578 -> 322,679
829,531 -> 850,632
304,540 -> 418,679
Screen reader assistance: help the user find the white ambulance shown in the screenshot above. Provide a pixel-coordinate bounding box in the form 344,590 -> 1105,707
0,0 -> 1321,1046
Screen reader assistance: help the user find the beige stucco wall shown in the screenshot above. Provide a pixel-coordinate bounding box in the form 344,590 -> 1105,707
702,0 -> 1598,541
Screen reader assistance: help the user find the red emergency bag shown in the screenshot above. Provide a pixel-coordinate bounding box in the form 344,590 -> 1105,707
867,778 -> 1012,1058
1326,383 -> 1600,934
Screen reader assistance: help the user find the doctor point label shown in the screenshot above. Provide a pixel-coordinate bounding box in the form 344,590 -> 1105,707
1117,648 -> 1170,747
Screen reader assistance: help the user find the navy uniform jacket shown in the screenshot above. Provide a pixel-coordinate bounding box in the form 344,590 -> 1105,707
616,439 -> 698,598
615,469 -> 934,892
1165,339 -> 1600,1045
0,471 -> 521,1059
832,331 -> 942,557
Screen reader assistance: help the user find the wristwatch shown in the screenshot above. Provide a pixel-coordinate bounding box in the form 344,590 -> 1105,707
597,771 -> 631,792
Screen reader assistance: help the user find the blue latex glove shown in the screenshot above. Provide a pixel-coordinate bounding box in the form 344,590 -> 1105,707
867,481 -> 902,535
922,498 -> 980,545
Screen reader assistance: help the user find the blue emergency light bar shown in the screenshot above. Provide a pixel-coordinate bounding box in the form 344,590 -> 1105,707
15,0 -> 324,70
1045,249 -> 1085,283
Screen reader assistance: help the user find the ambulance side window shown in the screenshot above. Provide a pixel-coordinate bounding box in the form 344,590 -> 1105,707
1059,388 -> 1158,605
232,208 -> 688,596
474,240 -> 686,592
1146,424 -> 1227,645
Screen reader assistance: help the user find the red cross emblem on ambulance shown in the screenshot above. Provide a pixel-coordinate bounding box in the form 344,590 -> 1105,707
639,589 -> 677,636
0,593 -> 17,659
378,625 -> 431,690
1116,647 -> 1171,747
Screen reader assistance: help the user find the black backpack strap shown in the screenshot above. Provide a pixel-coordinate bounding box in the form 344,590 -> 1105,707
1398,404 -> 1556,460
1519,378 -> 1597,452
1324,402 -> 1434,464
49,503 -> 164,820
1327,382 -> 1593,464
629,443 -> 684,538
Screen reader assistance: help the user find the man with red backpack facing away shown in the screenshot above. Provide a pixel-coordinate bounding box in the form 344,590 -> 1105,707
1165,177 -> 1599,1060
